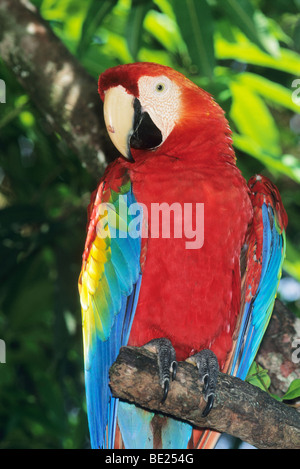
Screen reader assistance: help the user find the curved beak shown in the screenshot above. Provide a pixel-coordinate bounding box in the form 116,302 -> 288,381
103,85 -> 163,161
103,85 -> 135,161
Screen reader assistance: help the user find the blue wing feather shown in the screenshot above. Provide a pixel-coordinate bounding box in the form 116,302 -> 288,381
229,180 -> 287,380
80,180 -> 143,449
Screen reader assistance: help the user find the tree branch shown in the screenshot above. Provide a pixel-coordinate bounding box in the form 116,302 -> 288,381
109,345 -> 300,449
0,0 -> 118,176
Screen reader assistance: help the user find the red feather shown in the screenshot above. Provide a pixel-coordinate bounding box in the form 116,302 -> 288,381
98,66 -> 253,366
82,63 -> 286,449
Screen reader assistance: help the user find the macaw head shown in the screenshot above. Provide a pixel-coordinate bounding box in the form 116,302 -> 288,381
98,62 -> 232,162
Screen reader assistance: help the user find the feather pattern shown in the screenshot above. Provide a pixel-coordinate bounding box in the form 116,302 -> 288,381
194,175 -> 287,449
228,175 -> 287,379
78,172 -> 143,449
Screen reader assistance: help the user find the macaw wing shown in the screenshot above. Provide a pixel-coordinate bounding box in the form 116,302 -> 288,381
78,170 -> 144,449
193,174 -> 288,450
228,175 -> 288,379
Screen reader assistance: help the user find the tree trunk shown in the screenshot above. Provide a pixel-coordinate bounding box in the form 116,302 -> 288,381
0,0 -> 118,177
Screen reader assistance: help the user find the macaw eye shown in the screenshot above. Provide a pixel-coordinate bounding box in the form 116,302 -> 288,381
152,76 -> 170,96
156,83 -> 165,92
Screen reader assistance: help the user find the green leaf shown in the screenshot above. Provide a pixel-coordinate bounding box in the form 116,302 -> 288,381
246,362 -> 271,392
0,97 -> 29,130
216,31 -> 300,75
284,240 -> 300,282
126,0 -> 153,61
254,11 -> 280,57
218,0 -> 268,53
282,379 -> 300,401
153,0 -> 176,20
77,0 -> 118,58
230,81 -> 280,157
144,10 -> 184,54
99,31 -> 133,64
172,0 -> 215,78
233,133 -> 300,183
235,72 -> 300,113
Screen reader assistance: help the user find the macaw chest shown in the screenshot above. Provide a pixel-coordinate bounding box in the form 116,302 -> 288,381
127,165 -> 252,363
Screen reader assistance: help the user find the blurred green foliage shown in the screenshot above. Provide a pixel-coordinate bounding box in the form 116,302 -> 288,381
0,0 -> 300,449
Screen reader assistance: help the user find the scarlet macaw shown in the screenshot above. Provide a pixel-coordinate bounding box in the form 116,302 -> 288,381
78,62 -> 287,449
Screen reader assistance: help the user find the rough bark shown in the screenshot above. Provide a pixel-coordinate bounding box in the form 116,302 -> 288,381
0,0 -> 118,177
109,345 -> 300,449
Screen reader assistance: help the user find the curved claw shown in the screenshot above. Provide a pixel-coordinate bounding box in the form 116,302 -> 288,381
172,361 -> 177,381
203,374 -> 209,394
186,349 -> 219,417
161,379 -> 169,404
202,394 -> 214,417
161,361 -> 177,403
143,338 -> 177,405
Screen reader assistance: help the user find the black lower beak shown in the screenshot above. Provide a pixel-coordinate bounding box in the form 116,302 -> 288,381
130,98 -> 163,153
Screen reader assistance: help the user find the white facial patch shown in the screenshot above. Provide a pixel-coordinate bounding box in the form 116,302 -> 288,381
137,75 -> 181,144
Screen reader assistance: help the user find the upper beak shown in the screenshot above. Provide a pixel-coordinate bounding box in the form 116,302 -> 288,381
103,85 -> 135,161
103,85 -> 163,161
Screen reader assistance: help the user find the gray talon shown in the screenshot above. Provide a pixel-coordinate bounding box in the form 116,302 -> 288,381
187,349 -> 219,417
203,374 -> 209,393
161,379 -> 169,404
143,338 -> 177,404
202,394 -> 214,417
142,341 -> 218,413
172,361 -> 177,381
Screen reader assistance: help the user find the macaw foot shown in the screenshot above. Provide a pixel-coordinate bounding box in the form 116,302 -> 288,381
142,338 -> 177,403
186,349 -> 219,417
142,340 -> 218,416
